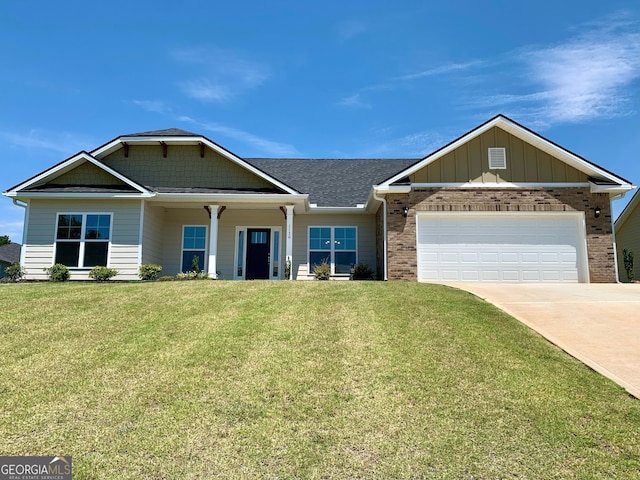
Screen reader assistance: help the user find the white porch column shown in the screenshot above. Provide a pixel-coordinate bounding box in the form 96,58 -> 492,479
208,205 -> 219,279
285,205 -> 294,280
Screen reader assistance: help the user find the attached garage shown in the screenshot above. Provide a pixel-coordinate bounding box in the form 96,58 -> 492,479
416,213 -> 589,283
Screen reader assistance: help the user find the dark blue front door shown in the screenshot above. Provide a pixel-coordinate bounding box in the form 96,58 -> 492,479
246,229 -> 270,280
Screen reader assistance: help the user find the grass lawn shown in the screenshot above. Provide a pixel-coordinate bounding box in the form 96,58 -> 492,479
0,281 -> 638,479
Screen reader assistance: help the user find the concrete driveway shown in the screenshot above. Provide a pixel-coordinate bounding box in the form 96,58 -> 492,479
447,283 -> 640,399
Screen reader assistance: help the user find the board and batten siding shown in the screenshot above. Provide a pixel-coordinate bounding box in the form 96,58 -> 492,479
23,199 -> 142,280
411,127 -> 589,184
616,196 -> 640,282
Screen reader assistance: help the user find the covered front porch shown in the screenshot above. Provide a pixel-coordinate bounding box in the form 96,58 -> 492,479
142,196 -> 301,280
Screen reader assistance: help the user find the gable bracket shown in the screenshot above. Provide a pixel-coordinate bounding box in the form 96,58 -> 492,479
279,206 -> 287,219
199,142 -> 205,158
204,206 -> 211,219
217,206 -> 226,219
123,142 -> 129,158
160,141 -> 167,158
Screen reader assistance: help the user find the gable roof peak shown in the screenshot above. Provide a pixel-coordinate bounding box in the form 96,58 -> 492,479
123,128 -> 200,137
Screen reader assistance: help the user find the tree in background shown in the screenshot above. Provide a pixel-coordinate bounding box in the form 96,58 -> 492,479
0,235 -> 11,246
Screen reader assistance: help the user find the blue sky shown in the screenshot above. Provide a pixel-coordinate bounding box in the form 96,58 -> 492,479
1,0 -> 639,243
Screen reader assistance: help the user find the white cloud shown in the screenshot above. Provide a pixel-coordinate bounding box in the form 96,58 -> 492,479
178,79 -> 231,103
337,20 -> 367,39
171,47 -> 270,103
337,94 -> 372,109
178,116 -> 300,157
0,129 -> 90,156
132,100 -> 170,113
359,129 -> 446,158
476,12 -> 640,124
396,61 -> 484,81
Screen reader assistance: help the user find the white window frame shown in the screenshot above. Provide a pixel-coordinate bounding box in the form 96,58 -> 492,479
308,226 -> 358,276
181,225 -> 208,273
234,226 -> 282,280
53,212 -> 113,268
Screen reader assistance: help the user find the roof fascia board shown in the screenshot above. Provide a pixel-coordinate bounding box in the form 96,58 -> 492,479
307,206 -> 368,214
379,115 -> 632,188
5,192 -> 154,199
150,193 -> 309,203
92,135 -> 301,196
589,182 -> 635,195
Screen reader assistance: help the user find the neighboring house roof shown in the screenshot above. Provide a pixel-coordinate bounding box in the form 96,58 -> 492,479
0,243 -> 21,264
246,158 -> 417,207
378,114 -> 633,193
123,128 -> 199,137
615,188 -> 640,233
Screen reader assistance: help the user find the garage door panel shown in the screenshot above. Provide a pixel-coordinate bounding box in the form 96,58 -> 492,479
416,214 -> 586,283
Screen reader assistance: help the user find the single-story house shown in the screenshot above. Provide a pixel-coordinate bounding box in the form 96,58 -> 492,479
3,114 -> 634,283
0,243 -> 21,279
614,189 -> 640,282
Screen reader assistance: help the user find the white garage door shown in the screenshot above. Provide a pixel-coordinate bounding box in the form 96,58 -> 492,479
416,213 -> 588,283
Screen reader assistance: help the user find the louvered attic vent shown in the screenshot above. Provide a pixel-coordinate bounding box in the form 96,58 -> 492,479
488,147 -> 507,169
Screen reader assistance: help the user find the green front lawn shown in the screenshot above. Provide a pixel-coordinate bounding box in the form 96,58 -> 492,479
0,281 -> 638,479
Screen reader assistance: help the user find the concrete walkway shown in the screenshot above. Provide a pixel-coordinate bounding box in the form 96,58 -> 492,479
446,283 -> 640,399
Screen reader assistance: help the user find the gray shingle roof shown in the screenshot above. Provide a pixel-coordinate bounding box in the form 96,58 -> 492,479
245,158 -> 418,207
0,243 -> 21,264
124,128 -> 199,137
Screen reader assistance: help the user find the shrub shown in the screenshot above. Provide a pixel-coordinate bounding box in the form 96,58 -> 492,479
88,266 -> 119,281
157,276 -> 175,282
313,261 -> 331,280
4,263 -> 25,282
45,264 -> 70,282
351,263 -> 374,280
623,249 -> 634,282
176,271 -> 210,281
139,264 -> 163,281
191,255 -> 200,273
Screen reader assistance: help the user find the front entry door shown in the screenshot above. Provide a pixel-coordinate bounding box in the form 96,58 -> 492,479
246,229 -> 271,280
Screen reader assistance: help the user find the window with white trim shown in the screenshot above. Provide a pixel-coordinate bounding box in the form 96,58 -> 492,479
182,226 -> 207,272
308,226 -> 357,275
55,213 -> 112,267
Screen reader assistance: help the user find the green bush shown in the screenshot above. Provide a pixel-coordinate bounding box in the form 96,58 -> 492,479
45,264 -> 70,282
88,266 -> 119,281
157,276 -> 175,282
139,264 -> 163,281
4,263 -> 25,282
176,271 -> 210,281
313,261 -> 331,280
350,263 -> 374,280
623,249 -> 634,282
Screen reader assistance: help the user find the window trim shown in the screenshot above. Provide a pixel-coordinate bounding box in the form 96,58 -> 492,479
181,225 -> 208,273
53,212 -> 113,268
233,226 -> 282,280
308,226 -> 358,276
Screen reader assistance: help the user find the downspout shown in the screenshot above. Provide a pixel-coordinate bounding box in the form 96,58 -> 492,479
373,188 -> 388,281
12,199 -> 29,266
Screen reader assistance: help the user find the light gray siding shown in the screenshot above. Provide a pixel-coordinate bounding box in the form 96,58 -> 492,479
23,199 -> 142,280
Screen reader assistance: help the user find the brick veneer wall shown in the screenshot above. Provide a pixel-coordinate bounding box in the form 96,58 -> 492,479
386,188 -> 615,283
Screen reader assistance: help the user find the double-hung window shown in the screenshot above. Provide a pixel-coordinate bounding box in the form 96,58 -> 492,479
55,213 -> 112,267
308,226 -> 357,275
182,226 -> 207,272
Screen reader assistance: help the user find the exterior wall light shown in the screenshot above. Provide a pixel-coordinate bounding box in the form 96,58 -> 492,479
594,206 -> 601,218
403,206 -> 410,217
